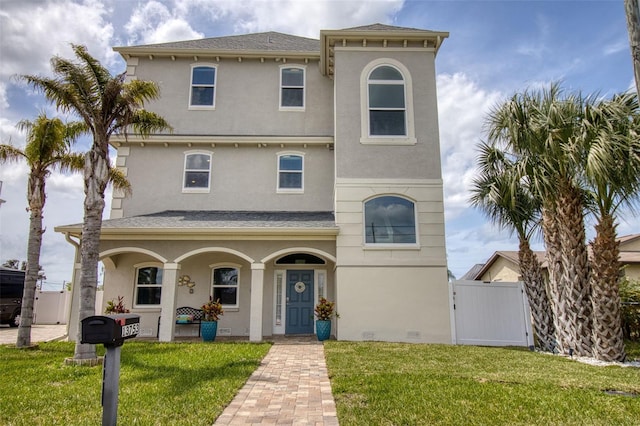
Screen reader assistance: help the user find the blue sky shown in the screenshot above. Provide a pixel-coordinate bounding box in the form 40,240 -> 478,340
0,0 -> 635,288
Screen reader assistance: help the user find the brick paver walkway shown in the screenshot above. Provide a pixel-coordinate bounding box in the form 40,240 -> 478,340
214,339 -> 339,425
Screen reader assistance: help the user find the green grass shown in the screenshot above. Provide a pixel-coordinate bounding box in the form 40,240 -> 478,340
324,342 -> 640,426
0,341 -> 271,426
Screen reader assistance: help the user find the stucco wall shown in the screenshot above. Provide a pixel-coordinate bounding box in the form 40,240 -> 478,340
128,56 -> 334,136
115,144 -> 334,217
479,257 -> 521,282
333,49 -> 442,180
336,266 -> 452,343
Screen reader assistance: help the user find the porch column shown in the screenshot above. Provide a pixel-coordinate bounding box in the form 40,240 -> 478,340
67,261 -> 83,343
159,263 -> 180,342
249,263 -> 265,342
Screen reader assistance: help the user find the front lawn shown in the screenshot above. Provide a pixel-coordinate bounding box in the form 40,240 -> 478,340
0,341 -> 271,426
324,342 -> 640,425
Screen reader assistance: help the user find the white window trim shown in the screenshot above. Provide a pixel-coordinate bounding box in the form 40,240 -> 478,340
133,262 -> 163,308
360,59 -> 416,145
188,63 -> 217,110
210,263 -> 242,309
182,150 -> 212,193
279,65 -> 306,111
362,194 -> 420,248
276,151 -> 304,194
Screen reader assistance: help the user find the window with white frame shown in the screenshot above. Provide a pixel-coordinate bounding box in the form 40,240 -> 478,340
364,195 -> 417,244
189,65 -> 216,108
368,65 -> 406,136
360,60 -> 415,144
277,153 -> 303,192
212,266 -> 239,307
280,66 -> 305,109
134,265 -> 163,306
183,152 -> 211,191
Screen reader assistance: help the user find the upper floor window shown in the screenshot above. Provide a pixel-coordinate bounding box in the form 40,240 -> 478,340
360,60 -> 416,145
280,66 -> 305,110
212,265 -> 240,308
364,195 -> 417,245
183,151 -> 212,192
277,153 -> 304,192
189,65 -> 216,108
134,264 -> 163,307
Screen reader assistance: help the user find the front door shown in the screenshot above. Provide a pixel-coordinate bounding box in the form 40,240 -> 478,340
285,270 -> 314,334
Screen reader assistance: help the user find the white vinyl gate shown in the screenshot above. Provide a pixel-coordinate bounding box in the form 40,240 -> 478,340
449,280 -> 534,347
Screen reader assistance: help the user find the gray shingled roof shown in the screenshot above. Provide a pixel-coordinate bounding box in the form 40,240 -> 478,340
118,32 -> 319,53
99,210 -> 336,229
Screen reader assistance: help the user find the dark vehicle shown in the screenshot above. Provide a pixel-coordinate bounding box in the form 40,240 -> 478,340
0,266 -> 25,326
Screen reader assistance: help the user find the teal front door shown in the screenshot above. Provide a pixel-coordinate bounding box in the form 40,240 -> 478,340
285,270 -> 314,334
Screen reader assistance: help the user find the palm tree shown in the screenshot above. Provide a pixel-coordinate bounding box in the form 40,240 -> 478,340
584,92 -> 640,361
470,142 -> 555,351
485,84 -> 593,356
21,45 -> 171,361
0,114 -> 85,348
625,0 -> 640,99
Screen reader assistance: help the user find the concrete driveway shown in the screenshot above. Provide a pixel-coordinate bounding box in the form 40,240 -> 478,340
0,324 -> 67,345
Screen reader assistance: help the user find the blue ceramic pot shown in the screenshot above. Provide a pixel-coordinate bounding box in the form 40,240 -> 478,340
201,321 -> 218,342
316,320 -> 331,341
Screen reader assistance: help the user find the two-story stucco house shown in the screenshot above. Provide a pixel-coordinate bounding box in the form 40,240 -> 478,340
57,24 -> 453,343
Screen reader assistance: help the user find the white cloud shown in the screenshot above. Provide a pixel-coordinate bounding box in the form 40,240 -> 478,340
437,72 -> 503,220
125,1 -> 203,45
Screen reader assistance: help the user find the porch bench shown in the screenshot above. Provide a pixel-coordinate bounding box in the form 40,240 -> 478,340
157,306 -> 203,337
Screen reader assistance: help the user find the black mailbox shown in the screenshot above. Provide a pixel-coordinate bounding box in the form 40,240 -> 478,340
81,314 -> 140,346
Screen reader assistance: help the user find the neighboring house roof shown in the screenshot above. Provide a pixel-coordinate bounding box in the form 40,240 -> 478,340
114,31 -> 320,59
459,264 -> 485,281
467,233 -> 640,280
55,210 -> 339,238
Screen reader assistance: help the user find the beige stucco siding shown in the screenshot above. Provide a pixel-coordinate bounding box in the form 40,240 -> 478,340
129,57 -> 334,136
479,257 -> 521,282
116,144 -> 334,217
336,266 -> 451,343
625,264 -> 640,280
333,49 -> 442,180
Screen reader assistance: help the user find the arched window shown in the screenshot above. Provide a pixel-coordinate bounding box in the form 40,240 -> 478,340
189,65 -> 216,108
277,152 -> 304,192
183,151 -> 212,192
368,65 -> 406,136
364,196 -> 417,244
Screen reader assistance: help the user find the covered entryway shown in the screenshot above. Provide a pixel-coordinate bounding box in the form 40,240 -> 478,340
285,270 -> 314,334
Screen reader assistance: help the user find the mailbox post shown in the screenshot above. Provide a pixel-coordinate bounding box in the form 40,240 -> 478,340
81,314 -> 140,426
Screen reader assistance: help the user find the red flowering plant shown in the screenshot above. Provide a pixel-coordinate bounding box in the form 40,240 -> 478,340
202,297 -> 224,321
104,295 -> 130,314
314,297 -> 336,321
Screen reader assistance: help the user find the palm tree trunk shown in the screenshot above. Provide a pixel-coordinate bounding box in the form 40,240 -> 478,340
542,205 -> 566,352
625,0 -> 640,99
556,181 -> 592,356
518,237 -> 555,351
16,174 -> 45,348
73,149 -> 109,360
590,214 -> 626,361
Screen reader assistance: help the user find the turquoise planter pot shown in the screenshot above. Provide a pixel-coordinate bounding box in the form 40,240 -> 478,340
201,321 -> 218,342
316,320 -> 331,341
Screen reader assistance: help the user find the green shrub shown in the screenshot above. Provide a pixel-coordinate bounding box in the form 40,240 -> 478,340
620,277 -> 640,340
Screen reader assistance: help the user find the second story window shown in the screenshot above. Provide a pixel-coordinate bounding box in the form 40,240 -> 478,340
368,65 -> 406,136
280,66 -> 305,110
277,153 -> 303,192
364,195 -> 417,245
189,65 -> 216,108
183,152 -> 212,192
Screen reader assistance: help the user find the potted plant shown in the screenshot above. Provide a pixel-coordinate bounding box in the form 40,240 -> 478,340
201,298 -> 224,341
314,297 -> 336,341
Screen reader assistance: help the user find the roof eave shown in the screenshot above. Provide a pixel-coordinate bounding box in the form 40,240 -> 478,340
113,46 -> 320,60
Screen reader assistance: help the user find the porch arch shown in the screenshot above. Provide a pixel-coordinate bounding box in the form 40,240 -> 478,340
173,247 -> 255,264
100,247 -> 168,269
261,247 -> 336,265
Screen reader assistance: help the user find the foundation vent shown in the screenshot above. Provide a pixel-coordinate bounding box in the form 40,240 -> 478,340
218,328 -> 232,336
407,331 -> 421,339
362,331 -> 375,340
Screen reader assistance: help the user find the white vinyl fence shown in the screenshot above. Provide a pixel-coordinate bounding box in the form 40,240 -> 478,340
449,280 -> 534,347
32,290 -> 103,324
